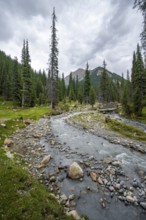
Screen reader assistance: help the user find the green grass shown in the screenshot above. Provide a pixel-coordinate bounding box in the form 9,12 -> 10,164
0,102 -> 53,121
0,101 -> 74,220
0,156 -> 73,220
106,118 -> 146,141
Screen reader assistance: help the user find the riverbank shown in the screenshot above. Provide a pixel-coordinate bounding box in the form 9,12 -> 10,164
67,112 -> 146,154
0,104 -> 75,220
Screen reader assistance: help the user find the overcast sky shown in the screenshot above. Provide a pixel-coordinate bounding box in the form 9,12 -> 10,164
0,0 -> 143,77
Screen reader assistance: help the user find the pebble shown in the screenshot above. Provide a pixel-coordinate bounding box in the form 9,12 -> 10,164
69,194 -> 75,200
115,184 -> 121,190
126,195 -> 137,203
109,186 -> 114,192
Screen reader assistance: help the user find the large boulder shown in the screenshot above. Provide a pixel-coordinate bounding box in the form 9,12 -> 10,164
68,162 -> 84,179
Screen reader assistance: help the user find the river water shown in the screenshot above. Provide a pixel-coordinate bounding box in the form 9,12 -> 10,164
47,113 -> 146,220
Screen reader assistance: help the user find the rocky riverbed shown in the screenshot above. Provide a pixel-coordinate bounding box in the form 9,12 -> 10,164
4,113 -> 146,220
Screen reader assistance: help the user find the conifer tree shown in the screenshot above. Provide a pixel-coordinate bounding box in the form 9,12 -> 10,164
132,44 -> 146,115
75,75 -> 79,99
48,8 -> 59,109
78,86 -> 83,104
61,73 -> 66,101
84,62 -> 90,103
100,60 -> 109,102
12,57 -> 22,106
134,1 -> 146,62
121,71 -> 132,115
21,40 -> 32,107
68,72 -> 76,101
89,86 -> 96,107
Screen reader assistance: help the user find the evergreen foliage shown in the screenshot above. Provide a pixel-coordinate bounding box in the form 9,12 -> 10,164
0,50 -> 47,107
89,86 -> 96,107
134,0 -> 146,62
132,44 -> 146,115
68,72 -> 76,101
21,40 -> 33,107
84,63 -> 91,103
12,57 -> 22,106
100,60 -> 110,102
78,86 -> 83,104
48,8 -> 59,109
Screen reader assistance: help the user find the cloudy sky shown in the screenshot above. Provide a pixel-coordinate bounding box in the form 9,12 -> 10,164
0,0 -> 143,77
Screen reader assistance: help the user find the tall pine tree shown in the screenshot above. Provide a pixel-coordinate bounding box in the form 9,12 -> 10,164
48,8 -> 59,109
84,62 -> 90,103
132,44 -> 146,115
100,60 -> 109,102
21,40 -> 32,107
12,57 -> 22,106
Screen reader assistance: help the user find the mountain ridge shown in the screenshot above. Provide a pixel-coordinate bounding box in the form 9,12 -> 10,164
65,66 -> 122,85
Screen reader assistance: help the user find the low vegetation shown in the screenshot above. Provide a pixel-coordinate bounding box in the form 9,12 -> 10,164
71,112 -> 146,142
106,118 -> 146,141
0,101 -> 74,220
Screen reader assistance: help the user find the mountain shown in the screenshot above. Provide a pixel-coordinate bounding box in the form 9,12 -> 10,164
65,68 -> 85,85
65,66 -> 123,86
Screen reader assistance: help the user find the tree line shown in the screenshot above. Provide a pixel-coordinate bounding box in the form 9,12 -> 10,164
0,6 -> 146,117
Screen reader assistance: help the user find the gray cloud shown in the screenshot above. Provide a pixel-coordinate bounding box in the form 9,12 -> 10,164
0,0 -> 143,76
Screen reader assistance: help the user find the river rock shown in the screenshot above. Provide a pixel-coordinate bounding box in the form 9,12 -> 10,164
38,155 -> 51,168
67,210 -> 80,220
68,162 -> 84,179
115,183 -> 121,190
97,176 -> 103,185
24,119 -> 32,125
90,172 -> 97,181
103,158 -> 112,164
126,195 -> 137,203
4,138 -> 13,147
49,176 -> 56,182
69,194 -> 75,200
109,186 -> 114,192
112,160 -> 121,166
140,202 -> 146,209
33,133 -> 41,138
60,194 -> 68,202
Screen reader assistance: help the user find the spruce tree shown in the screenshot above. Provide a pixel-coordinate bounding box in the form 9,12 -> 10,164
131,52 -> 137,88
48,8 -> 59,109
100,60 -> 109,102
61,73 -> 66,101
133,44 -> 145,115
68,72 -> 75,101
12,57 -> 22,106
84,62 -> 90,103
21,40 -> 32,107
89,86 -> 96,107
78,86 -> 83,104
134,1 -> 146,62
